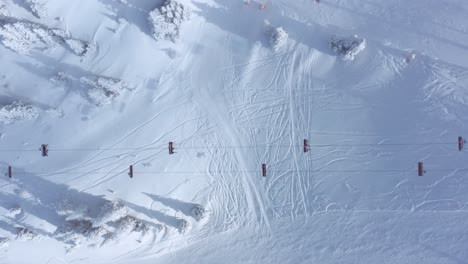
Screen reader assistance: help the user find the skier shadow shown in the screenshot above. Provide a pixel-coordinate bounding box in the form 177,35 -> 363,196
193,0 -> 336,56
97,0 -> 160,37
143,193 -> 201,220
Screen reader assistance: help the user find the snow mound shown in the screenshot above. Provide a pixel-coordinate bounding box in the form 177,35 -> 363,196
330,35 -> 366,60
148,0 -> 191,42
270,27 -> 288,51
26,0 -> 47,19
0,101 -> 38,125
81,76 -> 130,107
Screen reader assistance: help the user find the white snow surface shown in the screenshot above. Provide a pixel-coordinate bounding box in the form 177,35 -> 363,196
1,0 -> 468,263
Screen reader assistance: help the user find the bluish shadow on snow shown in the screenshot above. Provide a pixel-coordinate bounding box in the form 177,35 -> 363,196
123,200 -> 185,229
143,192 -> 202,220
0,163 -> 109,237
322,1 -> 468,53
422,244 -> 468,264
97,0 -> 163,37
192,0 -> 336,56
0,220 -> 19,236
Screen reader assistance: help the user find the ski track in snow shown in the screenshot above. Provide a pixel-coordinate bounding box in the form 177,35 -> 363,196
1,0 -> 468,262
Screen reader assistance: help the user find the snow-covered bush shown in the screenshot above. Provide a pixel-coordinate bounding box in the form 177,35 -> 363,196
0,4 -> 10,17
47,107 -> 64,118
191,205 -> 207,221
178,219 -> 190,233
55,219 -> 110,250
0,22 -> 55,54
95,200 -> 128,226
65,38 -> 95,56
330,35 -> 366,61
405,52 -> 416,63
113,216 -> 148,233
0,21 -> 93,56
16,227 -> 36,240
26,0 -> 47,19
148,0 -> 191,42
0,101 -> 38,125
270,27 -> 288,51
50,71 -> 72,86
0,237 -> 9,248
55,219 -> 107,238
81,76 -> 130,107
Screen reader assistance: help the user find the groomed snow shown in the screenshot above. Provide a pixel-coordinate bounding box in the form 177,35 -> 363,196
1,0 -> 468,263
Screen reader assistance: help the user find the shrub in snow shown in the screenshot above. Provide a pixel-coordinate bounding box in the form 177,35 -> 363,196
26,0 -> 47,19
191,205 -> 207,221
113,216 -> 148,233
148,0 -> 191,42
46,107 -> 64,118
270,27 -> 288,51
50,71 -> 72,86
55,219 -> 107,238
49,28 -> 70,39
16,227 -> 36,240
178,219 -> 190,234
65,38 -> 95,56
0,237 -> 9,248
330,35 -> 366,61
405,51 -> 416,63
0,4 -> 10,17
95,200 -> 128,226
0,21 -> 93,56
81,76 -> 130,107
0,101 -> 38,125
0,22 -> 56,54
55,219 -> 110,249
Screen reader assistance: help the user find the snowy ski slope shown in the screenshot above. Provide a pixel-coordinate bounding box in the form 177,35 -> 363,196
1,0 -> 468,263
